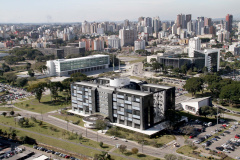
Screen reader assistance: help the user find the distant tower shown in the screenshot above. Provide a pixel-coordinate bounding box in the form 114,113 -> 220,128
226,14 -> 233,32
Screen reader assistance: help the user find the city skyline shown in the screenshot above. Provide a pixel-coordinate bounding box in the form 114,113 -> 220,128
0,0 -> 240,23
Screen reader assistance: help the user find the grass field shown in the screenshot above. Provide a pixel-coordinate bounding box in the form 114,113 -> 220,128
53,114 -> 84,127
113,149 -> 161,160
106,128 -> 175,148
0,115 -> 112,152
27,77 -> 52,86
0,124 -> 103,158
176,145 -> 196,157
15,94 -> 70,113
0,107 -> 20,111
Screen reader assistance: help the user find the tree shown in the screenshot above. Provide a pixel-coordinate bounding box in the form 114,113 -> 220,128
26,63 -> 31,70
220,83 -> 240,105
225,51 -> 233,59
119,145 -> 127,154
164,154 -> 178,160
131,148 -> 139,154
95,120 -> 107,132
4,73 -> 17,85
152,62 -> 161,71
199,106 -> 217,117
16,78 -> 28,87
94,151 -> 111,160
10,110 -> 15,116
48,81 -> 63,102
2,112 -> 7,117
183,77 -> 203,96
28,82 -> 47,102
28,69 -> 35,77
2,63 -> 10,72
181,63 -> 188,75
99,141 -> 103,148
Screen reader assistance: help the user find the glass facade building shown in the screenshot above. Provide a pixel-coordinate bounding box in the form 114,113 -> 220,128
46,54 -> 109,76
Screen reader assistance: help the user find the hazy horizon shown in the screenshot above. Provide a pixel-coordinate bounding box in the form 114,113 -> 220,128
0,0 -> 240,23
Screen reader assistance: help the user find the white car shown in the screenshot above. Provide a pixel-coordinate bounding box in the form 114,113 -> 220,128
223,149 -> 230,153
121,139 -> 128,142
110,136 -> 117,140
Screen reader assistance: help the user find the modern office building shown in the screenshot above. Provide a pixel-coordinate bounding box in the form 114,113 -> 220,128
188,37 -> 201,57
194,49 -> 220,72
134,39 -> 145,51
70,77 -> 175,131
46,54 -> 109,76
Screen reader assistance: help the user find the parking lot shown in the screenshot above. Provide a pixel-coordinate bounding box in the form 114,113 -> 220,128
0,83 -> 33,103
189,119 -> 240,159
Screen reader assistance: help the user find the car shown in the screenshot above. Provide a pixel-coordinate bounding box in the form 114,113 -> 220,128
121,139 -> 128,142
235,135 -> 240,139
55,152 -> 60,155
65,155 -> 70,158
223,149 -> 230,153
212,138 -> 218,141
216,147 -> 224,151
215,136 -> 220,139
205,148 -> 210,150
224,131 -> 230,134
189,136 -> 194,139
220,133 -> 225,136
236,157 -> 240,160
33,145 -> 38,149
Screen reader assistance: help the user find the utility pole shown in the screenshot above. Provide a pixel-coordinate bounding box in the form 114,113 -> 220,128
113,55 -> 115,72
86,127 -> 87,137
41,111 -> 43,121
141,141 -> 144,153
217,105 -> 219,131
97,131 -> 98,142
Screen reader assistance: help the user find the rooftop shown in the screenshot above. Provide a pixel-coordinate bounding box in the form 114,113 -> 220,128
142,83 -> 174,90
54,54 -> 109,62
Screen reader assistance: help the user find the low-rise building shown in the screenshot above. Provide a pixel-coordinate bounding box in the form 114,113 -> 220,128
46,54 -> 109,76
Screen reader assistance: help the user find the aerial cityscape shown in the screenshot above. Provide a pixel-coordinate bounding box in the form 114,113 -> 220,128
0,0 -> 240,160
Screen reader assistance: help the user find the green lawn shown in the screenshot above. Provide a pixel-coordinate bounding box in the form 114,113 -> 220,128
15,94 -> 70,113
27,77 -> 52,86
223,106 -> 240,112
176,145 -> 196,157
0,115 -> 112,152
0,107 -> 20,111
53,114 -> 84,127
113,149 -> 161,160
106,128 -> 175,148
0,124 -> 102,158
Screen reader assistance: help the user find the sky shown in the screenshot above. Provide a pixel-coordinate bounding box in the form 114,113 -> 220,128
0,0 -> 240,23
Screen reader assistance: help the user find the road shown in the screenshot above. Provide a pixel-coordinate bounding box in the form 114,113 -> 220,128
0,108 -> 197,160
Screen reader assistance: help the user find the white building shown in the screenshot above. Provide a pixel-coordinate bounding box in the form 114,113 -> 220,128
46,54 -> 109,77
134,39 -> 145,51
79,41 -> 86,48
97,28 -> 104,35
119,28 -> 137,47
180,97 -> 211,114
188,37 -> 201,57
108,35 -> 121,49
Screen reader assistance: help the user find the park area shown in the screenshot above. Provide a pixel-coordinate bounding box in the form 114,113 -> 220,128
15,94 -> 70,113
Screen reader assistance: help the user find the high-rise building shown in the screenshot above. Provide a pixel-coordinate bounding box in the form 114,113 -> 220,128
134,39 -> 145,51
162,23 -> 167,32
124,19 -> 130,28
186,14 -> 192,23
226,14 -> 233,32
176,14 -> 182,28
153,16 -> 161,33
188,37 -> 201,57
238,22 -> 240,33
108,35 -> 121,49
204,18 -> 212,27
187,21 -> 193,32
172,24 -> 177,34
92,38 -> 104,51
119,28 -> 137,47
144,17 -> 152,27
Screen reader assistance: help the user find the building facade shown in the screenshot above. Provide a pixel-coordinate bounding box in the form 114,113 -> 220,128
46,54 -> 109,76
71,78 -> 175,130
134,39 -> 145,51
108,35 -> 121,49
119,28 -> 137,47
188,37 -> 201,57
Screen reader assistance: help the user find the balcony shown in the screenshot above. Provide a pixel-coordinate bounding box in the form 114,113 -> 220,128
77,98 -> 83,101
77,105 -> 83,108
113,114 -> 117,117
113,98 -> 117,101
127,117 -> 133,121
125,100 -> 132,105
83,103 -> 89,106
72,100 -> 77,103
77,91 -> 82,94
117,111 -> 124,115
132,106 -> 140,111
133,115 -> 140,119
135,98 -> 140,102
117,95 -> 124,99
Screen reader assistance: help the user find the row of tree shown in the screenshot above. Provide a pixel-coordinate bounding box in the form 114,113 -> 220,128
183,74 -> 240,105
28,72 -> 91,103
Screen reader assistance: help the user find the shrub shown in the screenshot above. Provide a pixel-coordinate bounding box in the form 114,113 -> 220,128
99,141 -> 103,148
131,148 -> 139,154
